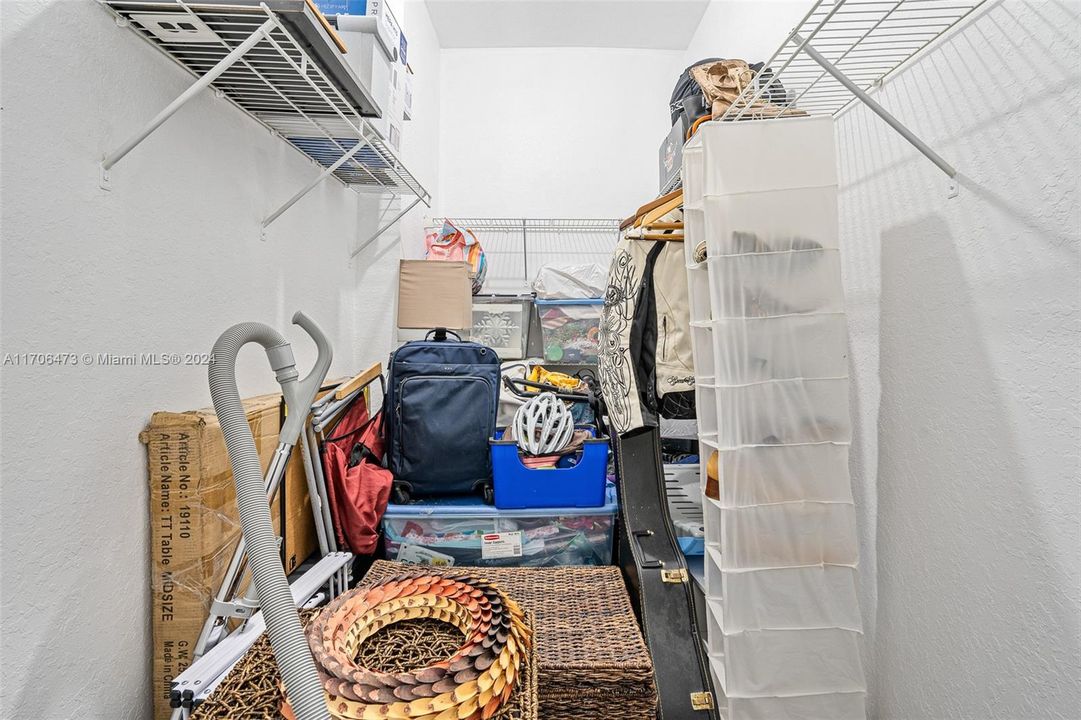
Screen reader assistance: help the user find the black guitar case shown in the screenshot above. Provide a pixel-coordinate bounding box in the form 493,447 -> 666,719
614,427 -> 719,719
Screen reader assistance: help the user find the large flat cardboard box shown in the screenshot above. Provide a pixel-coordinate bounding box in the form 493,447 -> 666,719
282,447 -> 318,575
142,393 -> 317,720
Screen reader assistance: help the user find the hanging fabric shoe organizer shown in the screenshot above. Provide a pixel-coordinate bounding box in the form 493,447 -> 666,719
683,116 -> 868,719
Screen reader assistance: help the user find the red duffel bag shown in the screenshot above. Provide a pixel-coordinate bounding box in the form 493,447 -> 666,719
321,397 -> 392,555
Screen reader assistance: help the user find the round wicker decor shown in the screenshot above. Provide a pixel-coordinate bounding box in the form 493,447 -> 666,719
286,572 -> 532,720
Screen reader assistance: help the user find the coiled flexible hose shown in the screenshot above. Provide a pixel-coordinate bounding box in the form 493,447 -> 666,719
209,322 -> 329,720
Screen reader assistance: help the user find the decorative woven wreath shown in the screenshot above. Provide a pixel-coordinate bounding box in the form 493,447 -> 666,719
284,572 -> 531,720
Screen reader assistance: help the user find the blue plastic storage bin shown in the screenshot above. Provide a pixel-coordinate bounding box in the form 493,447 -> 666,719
490,427 -> 609,509
382,484 -> 618,567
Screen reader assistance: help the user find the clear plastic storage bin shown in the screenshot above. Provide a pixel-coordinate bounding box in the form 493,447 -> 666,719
534,298 -> 604,363
711,313 -> 849,384
715,377 -> 853,447
382,484 -> 617,567
472,295 -> 532,359
664,464 -> 705,555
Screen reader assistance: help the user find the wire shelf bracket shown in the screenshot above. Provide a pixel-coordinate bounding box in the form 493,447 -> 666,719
99,0 -> 431,246
719,0 -> 990,186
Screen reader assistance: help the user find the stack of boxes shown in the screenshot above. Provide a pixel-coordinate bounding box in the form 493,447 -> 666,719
316,0 -> 412,150
142,394 -> 319,719
682,116 -> 868,719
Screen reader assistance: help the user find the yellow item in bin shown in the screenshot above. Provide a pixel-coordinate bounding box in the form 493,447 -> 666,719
706,450 -> 719,501
526,366 -> 585,393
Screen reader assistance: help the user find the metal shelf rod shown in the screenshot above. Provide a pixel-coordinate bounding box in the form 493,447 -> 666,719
101,16 -> 274,170
794,32 -> 956,177
262,138 -> 372,229
350,196 -> 424,258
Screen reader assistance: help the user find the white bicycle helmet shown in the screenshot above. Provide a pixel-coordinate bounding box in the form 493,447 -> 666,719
513,392 -> 574,455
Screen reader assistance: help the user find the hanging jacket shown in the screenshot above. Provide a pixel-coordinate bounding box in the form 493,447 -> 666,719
599,205 -> 695,435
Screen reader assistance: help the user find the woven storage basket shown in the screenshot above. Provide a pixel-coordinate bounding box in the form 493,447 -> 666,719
193,609 -> 539,719
364,561 -> 657,720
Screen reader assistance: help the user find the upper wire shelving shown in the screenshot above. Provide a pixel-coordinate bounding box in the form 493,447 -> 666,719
99,0 -> 430,243
430,218 -> 621,293
718,0 -> 989,179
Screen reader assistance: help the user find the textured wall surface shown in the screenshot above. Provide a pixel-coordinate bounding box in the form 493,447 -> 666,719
835,2 -> 1081,717
437,46 -> 683,217
0,0 -> 413,716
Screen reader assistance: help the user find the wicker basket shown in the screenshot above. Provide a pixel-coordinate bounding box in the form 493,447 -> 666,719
363,562 -> 658,720
193,609 -> 539,719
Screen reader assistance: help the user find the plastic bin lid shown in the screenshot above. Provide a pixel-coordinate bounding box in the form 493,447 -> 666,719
384,483 -> 618,518
533,297 -> 604,305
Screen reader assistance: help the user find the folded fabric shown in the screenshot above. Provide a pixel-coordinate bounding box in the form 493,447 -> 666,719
520,454 -> 561,469
559,428 -> 594,455
506,426 -> 594,457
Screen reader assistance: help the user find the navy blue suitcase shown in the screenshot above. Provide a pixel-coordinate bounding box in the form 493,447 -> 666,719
384,329 -> 501,500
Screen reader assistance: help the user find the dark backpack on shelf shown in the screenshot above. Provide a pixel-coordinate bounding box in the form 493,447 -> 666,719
384,329 -> 501,502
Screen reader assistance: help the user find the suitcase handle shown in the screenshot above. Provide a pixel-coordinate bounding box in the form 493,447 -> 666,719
425,327 -> 461,342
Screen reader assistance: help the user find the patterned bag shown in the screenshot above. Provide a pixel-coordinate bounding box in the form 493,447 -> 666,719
425,219 -> 488,295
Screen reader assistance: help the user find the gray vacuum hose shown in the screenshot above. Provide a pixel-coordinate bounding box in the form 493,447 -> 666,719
208,322 -> 329,720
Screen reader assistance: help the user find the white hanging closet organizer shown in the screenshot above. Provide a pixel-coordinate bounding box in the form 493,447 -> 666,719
97,0 -> 431,251
684,1 -> 986,718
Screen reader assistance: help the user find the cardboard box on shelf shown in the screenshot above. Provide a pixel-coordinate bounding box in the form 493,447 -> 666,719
401,67 -> 414,120
339,28 -> 393,117
141,393 -> 317,720
311,0 -> 350,16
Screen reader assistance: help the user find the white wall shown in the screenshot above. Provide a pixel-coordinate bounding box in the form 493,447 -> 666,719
681,0 -> 810,68
395,0 -> 443,258
436,46 -> 683,219
0,0 -> 412,716
835,1 -> 1081,717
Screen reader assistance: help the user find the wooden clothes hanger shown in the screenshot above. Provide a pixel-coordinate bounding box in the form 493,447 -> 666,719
620,187 -> 683,230
639,190 -> 684,228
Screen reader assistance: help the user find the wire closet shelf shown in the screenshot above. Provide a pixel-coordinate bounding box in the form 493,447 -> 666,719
717,0 -> 988,178
431,218 -> 621,294
100,0 -> 430,239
